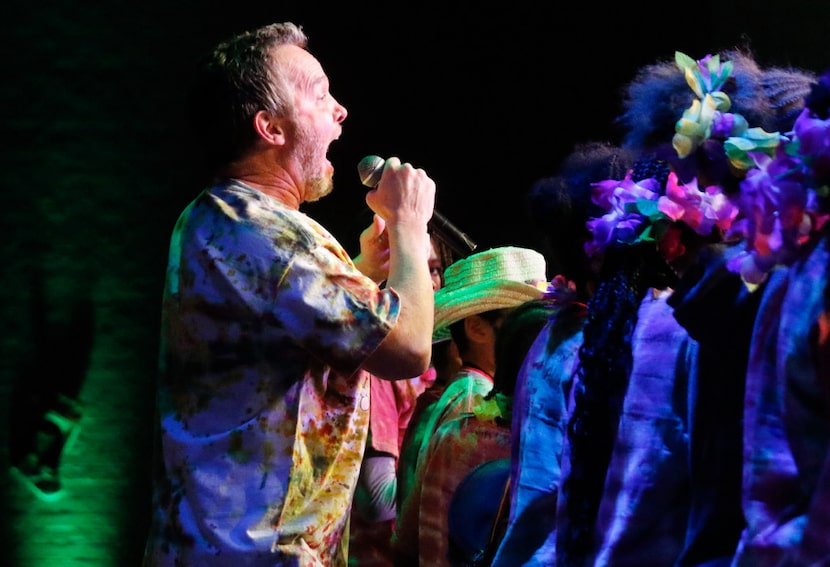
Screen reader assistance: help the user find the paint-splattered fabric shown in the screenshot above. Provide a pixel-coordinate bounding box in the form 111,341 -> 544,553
734,236 -> 830,567
144,181 -> 400,567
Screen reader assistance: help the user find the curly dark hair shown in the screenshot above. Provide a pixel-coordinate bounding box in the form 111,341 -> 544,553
616,48 -> 815,195
526,142 -> 639,303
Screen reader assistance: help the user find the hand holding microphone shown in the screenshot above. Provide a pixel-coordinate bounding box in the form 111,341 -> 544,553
358,155 -> 477,257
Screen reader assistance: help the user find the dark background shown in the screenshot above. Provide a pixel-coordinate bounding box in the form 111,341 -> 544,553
0,1 -> 827,565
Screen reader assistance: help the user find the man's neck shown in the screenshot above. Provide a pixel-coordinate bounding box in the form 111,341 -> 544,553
223,157 -> 302,209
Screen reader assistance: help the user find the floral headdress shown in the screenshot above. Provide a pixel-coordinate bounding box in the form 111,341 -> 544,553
726,68 -> 830,286
584,52 -> 786,263
673,52 -> 783,170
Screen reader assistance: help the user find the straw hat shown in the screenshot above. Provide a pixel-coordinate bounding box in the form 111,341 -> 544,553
433,246 -> 547,335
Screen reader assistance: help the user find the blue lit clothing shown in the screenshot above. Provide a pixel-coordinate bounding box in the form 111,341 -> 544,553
734,236 -> 830,566
144,181 -> 400,567
669,243 -> 762,567
555,290 -> 694,567
492,317 -> 584,567
591,290 -> 694,566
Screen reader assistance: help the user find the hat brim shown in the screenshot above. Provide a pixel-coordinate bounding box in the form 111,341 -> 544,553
433,280 -> 544,333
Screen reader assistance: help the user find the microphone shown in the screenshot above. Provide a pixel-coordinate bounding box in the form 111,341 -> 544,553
357,155 -> 478,257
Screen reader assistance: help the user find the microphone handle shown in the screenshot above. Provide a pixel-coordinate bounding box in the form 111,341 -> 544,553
429,210 -> 478,257
357,154 -> 477,256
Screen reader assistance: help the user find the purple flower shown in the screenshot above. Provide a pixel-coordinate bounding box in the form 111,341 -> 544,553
726,144 -> 818,285
793,107 -> 830,186
584,176 -> 662,256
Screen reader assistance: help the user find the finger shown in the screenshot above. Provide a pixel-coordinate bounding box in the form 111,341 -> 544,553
373,214 -> 387,238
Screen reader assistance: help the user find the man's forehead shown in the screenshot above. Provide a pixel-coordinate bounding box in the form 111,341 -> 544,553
272,44 -> 325,83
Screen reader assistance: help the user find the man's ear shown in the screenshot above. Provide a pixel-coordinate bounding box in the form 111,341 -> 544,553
253,110 -> 286,147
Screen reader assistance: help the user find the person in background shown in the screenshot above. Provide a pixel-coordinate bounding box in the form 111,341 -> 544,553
348,234 -> 456,566
555,48 -> 815,567
393,246 -> 548,565
524,142 -> 639,303
142,21 -> 436,567
614,48 -> 815,567
555,159 -> 696,567
444,297 -> 555,567
727,66 -> 830,567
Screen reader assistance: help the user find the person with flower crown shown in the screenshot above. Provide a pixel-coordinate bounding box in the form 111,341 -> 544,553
657,53 -> 817,567
725,67 -> 830,567
552,49 -> 815,567
490,142 -> 639,567
554,158 -> 699,567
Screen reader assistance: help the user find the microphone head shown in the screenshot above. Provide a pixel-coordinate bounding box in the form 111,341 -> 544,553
358,155 -> 385,187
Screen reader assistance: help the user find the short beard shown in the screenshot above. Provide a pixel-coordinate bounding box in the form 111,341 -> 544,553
293,120 -> 334,203
304,175 -> 333,202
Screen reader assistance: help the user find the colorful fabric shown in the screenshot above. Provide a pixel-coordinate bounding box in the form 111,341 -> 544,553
144,181 -> 400,567
409,367 -> 493,492
393,366 -> 494,565
394,413 -> 511,566
735,236 -> 830,566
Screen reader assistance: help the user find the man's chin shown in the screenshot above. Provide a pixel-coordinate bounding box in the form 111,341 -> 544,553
304,177 -> 334,203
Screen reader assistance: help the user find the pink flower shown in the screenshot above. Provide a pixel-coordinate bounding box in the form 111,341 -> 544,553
658,172 -> 738,235
542,274 -> 579,307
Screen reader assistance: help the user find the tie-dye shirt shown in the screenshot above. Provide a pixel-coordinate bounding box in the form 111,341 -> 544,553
144,181 -> 400,567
